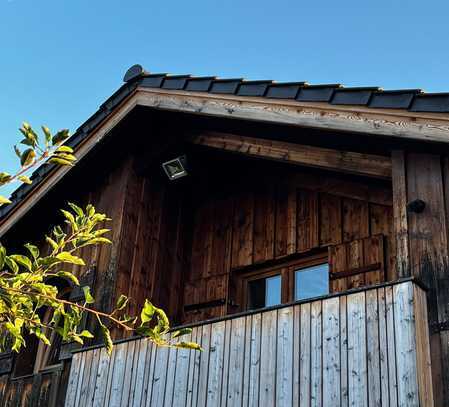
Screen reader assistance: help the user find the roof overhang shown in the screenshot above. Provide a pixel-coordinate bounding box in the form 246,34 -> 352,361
1,84 -> 449,238
135,87 -> 449,143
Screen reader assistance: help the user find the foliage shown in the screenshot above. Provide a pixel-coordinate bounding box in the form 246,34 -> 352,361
0,124 -> 200,355
0,123 -> 75,206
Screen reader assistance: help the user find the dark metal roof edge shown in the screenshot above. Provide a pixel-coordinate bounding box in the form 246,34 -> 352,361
333,86 -> 381,92
269,81 -> 308,87
239,80 -> 274,84
373,89 -> 423,95
186,76 -> 217,81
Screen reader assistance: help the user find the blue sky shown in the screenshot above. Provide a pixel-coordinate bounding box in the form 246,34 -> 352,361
1,0 -> 448,196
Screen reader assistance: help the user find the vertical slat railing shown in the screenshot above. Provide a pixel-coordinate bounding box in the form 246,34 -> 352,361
64,280 -> 433,407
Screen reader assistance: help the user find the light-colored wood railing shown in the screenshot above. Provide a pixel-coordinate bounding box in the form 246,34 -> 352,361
64,279 -> 433,407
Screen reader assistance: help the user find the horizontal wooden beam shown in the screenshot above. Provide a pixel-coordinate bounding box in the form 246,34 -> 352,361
136,88 -> 449,144
191,131 -> 392,179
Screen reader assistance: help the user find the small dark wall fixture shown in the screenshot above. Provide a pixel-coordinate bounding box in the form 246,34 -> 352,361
407,199 -> 426,214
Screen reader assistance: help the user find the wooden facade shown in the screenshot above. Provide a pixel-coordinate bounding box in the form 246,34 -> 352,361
0,76 -> 448,405
62,280 -> 433,407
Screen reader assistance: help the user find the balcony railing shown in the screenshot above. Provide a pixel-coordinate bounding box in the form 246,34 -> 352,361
64,279 -> 433,407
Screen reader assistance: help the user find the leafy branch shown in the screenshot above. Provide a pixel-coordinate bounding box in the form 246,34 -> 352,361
0,124 -> 200,355
0,123 -> 75,206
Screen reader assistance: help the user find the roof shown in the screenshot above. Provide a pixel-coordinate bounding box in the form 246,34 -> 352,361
1,64 -> 449,232
125,64 -> 449,113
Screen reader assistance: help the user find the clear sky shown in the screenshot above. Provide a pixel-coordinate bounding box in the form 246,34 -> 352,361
1,0 -> 448,196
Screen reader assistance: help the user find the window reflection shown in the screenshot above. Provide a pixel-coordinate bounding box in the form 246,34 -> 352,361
247,274 -> 281,310
295,264 -> 329,301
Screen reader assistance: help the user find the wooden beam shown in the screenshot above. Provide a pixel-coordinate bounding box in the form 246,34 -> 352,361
137,88 -> 449,144
190,132 -> 392,179
391,150 -> 410,278
2,84 -> 448,239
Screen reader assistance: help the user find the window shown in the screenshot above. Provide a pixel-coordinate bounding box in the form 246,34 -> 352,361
235,253 -> 329,312
294,263 -> 329,301
247,274 -> 281,310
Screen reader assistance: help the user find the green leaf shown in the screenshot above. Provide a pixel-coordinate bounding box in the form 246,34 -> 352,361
56,145 -> 74,153
0,245 -> 6,269
67,203 -> 84,217
0,172 -> 12,185
37,256 -> 60,267
34,329 -> 50,346
52,129 -> 70,145
116,294 -> 129,311
175,342 -> 203,351
71,335 -> 84,345
45,236 -> 59,251
60,209 -> 76,225
135,326 -> 152,336
100,324 -> 113,355
42,126 -> 52,144
79,330 -> 94,338
14,145 -> 21,159
56,252 -> 85,266
172,327 -> 193,339
9,254 -> 32,271
140,299 -> 156,325
0,196 -> 12,206
82,286 -> 95,304
48,157 -> 74,166
154,307 -> 170,334
20,148 -> 36,166
88,237 -> 112,245
56,271 -> 80,286
5,257 -> 18,274
24,243 -> 39,260
20,138 -> 35,147
54,152 -> 76,161
18,175 -> 32,185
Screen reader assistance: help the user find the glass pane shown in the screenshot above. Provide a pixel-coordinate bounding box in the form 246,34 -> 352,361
295,263 -> 329,301
265,275 -> 281,307
248,274 -> 281,310
248,278 -> 266,310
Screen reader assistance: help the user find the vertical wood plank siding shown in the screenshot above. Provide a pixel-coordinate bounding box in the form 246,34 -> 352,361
184,171 -> 393,323
64,281 -> 432,407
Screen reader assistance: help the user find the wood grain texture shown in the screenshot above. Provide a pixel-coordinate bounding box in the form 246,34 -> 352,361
138,88 -> 449,145
391,150 -> 410,278
192,131 -> 392,179
64,282 -> 430,407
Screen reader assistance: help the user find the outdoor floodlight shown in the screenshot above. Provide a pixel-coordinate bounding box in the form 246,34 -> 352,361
162,156 -> 188,180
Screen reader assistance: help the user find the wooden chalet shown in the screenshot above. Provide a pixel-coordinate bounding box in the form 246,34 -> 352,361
1,64 -> 449,406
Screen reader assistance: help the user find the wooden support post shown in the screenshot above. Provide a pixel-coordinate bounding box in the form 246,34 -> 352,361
391,150 -> 410,278
403,152 -> 449,406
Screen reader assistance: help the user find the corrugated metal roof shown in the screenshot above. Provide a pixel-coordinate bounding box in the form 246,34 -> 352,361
1,64 -> 448,223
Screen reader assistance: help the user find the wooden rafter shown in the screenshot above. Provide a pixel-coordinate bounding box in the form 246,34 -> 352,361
190,131 -> 392,179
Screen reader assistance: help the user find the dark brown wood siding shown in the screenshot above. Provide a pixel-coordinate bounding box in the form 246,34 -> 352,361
182,168 -> 393,323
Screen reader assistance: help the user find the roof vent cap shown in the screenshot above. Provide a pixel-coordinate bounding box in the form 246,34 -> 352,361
123,64 -> 146,82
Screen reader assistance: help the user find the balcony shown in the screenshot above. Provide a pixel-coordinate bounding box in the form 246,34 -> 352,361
64,279 -> 433,407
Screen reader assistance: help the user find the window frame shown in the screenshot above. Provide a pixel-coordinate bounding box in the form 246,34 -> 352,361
234,252 -> 328,312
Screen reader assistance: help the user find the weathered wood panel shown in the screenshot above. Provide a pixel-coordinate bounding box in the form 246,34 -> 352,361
65,281 -> 431,407
0,366 -> 64,407
185,168 -> 394,323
